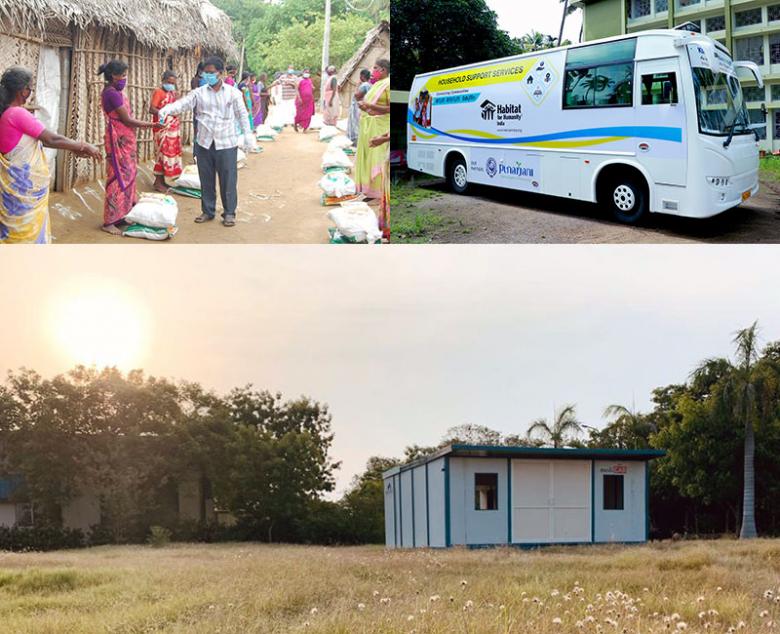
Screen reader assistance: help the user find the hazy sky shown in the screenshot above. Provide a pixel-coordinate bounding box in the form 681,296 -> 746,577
3,246 -> 780,495
488,0 -> 584,44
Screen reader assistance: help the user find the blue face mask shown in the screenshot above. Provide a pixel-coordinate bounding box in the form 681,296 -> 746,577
202,72 -> 219,86
162,83 -> 176,92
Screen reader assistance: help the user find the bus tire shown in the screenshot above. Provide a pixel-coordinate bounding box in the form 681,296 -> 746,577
446,155 -> 469,194
602,173 -> 648,225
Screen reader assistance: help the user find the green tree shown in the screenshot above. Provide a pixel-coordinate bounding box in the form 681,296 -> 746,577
527,404 -> 583,448
390,0 -> 521,90
592,403 -> 656,450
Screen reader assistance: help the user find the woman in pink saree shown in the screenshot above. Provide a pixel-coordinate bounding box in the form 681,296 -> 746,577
98,59 -> 154,235
294,69 -> 315,132
250,73 -> 263,127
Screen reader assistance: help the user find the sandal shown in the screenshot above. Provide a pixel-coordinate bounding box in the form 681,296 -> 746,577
223,216 -> 236,227
195,214 -> 215,223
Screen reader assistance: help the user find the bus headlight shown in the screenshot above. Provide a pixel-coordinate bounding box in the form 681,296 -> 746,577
707,176 -> 730,188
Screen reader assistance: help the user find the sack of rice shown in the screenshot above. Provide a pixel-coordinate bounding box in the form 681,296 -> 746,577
319,172 -> 356,198
237,148 -> 247,169
321,147 -> 353,172
123,223 -> 178,241
318,125 -> 340,142
327,135 -> 353,151
309,113 -> 324,130
328,201 -> 381,243
126,193 -> 178,228
336,118 -> 348,132
255,124 -> 279,141
175,165 -> 201,190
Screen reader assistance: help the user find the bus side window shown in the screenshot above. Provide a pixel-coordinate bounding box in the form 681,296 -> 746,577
641,72 -> 678,105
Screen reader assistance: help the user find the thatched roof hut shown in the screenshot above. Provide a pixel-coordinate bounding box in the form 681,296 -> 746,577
0,0 -> 237,191
337,20 -> 389,117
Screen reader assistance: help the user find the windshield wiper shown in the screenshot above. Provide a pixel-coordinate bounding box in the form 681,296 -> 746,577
723,111 -> 749,148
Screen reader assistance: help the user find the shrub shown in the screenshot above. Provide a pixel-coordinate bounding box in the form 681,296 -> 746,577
0,526 -> 85,552
147,525 -> 172,548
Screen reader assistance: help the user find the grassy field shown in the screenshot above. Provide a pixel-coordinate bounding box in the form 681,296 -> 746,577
760,156 -> 780,187
1,540 -> 780,633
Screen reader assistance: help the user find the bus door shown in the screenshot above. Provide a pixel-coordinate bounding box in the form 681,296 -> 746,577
634,59 -> 687,187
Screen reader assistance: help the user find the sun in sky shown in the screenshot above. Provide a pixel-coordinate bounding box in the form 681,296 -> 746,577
47,279 -> 150,371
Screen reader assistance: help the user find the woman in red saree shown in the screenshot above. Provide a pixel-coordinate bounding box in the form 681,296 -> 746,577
149,70 -> 183,192
294,69 -> 315,132
98,59 -> 154,235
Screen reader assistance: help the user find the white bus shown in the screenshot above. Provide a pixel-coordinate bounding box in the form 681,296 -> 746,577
407,30 -> 765,224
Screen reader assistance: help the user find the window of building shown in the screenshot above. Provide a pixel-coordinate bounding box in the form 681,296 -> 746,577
771,34 -> 780,64
735,8 -> 763,28
770,4 -> 780,22
641,72 -> 678,104
15,502 -> 34,527
678,0 -> 700,7
603,475 -> 624,510
748,108 -> 767,139
564,39 -> 636,109
656,0 -> 668,11
775,111 -> 780,138
474,473 -> 498,510
772,84 -> 780,101
706,15 -> 725,32
742,85 -> 766,102
735,36 -> 765,65
629,0 -> 651,18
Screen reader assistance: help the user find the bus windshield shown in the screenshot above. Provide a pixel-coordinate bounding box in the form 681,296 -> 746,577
691,67 -> 750,136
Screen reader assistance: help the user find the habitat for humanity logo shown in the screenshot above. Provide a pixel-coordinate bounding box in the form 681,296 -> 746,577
486,157 -> 498,177
480,99 -> 496,120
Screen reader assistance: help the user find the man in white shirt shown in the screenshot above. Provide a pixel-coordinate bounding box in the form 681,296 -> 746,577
159,56 -> 256,227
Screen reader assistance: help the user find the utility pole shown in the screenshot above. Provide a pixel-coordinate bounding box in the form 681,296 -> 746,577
321,0 -> 331,107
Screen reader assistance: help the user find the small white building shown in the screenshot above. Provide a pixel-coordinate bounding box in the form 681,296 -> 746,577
382,444 -> 665,548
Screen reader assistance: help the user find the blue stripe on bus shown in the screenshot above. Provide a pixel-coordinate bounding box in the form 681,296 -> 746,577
407,110 -> 683,144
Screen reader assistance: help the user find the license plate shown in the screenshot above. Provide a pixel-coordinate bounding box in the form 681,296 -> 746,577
742,190 -> 751,201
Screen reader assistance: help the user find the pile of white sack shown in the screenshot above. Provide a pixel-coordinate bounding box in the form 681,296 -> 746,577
123,193 -> 178,240
318,125 -> 340,142
319,171 -> 357,199
175,164 -> 201,190
255,124 -> 279,141
336,118 -> 348,133
328,201 -> 381,243
321,147 -> 353,173
309,114 -> 324,130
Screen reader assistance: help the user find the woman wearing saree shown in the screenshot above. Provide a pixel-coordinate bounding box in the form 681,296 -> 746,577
293,69 -> 315,133
98,59 -> 155,235
322,65 -> 341,126
238,72 -> 256,133
258,73 -> 270,123
250,74 -> 263,127
149,70 -> 183,192
369,131 -> 390,241
347,68 -> 372,145
0,66 -> 100,243
355,59 -> 390,239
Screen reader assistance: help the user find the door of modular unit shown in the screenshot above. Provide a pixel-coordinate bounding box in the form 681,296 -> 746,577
511,460 -> 591,543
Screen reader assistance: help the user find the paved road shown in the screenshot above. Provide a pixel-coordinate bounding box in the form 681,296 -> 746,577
396,176 -> 780,243
51,127 -> 341,244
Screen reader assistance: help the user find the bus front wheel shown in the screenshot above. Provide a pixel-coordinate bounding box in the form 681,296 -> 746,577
602,174 -> 648,225
447,156 -> 469,194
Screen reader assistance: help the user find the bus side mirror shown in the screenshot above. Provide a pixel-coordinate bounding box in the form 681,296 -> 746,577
733,61 -> 764,89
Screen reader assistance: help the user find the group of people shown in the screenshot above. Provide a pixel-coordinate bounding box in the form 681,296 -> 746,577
0,53 -> 390,243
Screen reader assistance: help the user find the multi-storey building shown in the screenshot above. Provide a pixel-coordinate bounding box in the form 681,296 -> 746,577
575,0 -> 780,152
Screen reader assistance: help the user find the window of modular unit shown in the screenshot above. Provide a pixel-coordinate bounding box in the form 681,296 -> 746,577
742,85 -> 766,102
770,4 -> 780,22
735,8 -> 763,28
735,36 -> 765,65
474,473 -> 498,511
706,15 -> 725,32
641,72 -> 678,104
603,475 -> 624,510
748,108 -> 767,139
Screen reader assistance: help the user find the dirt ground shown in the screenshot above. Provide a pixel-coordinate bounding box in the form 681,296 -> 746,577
393,174 -> 780,244
50,127 -> 355,244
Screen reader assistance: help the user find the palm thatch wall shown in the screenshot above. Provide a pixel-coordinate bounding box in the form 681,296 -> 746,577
337,21 -> 389,117
0,0 -> 237,191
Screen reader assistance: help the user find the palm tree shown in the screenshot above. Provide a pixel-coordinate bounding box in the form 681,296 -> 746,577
691,321 -> 763,539
527,404 -> 583,448
558,0 -> 570,47
602,403 -> 656,449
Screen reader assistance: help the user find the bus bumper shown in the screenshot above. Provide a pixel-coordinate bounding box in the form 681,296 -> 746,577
656,171 -> 759,219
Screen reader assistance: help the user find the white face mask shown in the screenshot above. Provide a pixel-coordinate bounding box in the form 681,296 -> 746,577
303,73 -> 310,78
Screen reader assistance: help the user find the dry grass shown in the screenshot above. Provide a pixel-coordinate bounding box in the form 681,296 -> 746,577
1,540 -> 780,632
